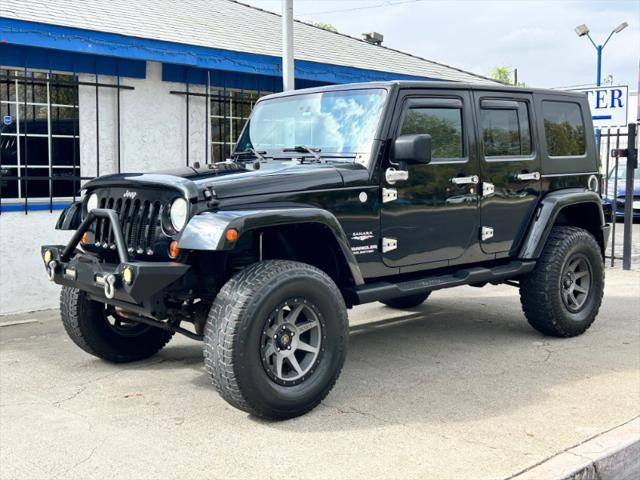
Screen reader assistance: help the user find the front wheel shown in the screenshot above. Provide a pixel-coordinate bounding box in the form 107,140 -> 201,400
60,287 -> 174,362
204,260 -> 348,420
519,226 -> 604,337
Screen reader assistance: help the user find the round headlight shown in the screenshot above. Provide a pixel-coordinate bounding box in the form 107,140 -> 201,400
86,193 -> 99,213
169,198 -> 188,232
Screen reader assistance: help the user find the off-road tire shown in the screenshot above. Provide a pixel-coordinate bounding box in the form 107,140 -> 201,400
520,226 -> 604,337
204,260 -> 348,420
381,292 -> 431,309
60,286 -> 174,363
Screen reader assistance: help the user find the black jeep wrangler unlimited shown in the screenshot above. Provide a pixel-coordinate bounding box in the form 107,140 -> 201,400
43,81 -> 610,419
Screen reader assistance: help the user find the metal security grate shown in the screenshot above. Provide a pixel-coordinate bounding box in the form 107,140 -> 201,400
0,70 -> 134,215
94,196 -> 162,256
600,124 -> 639,269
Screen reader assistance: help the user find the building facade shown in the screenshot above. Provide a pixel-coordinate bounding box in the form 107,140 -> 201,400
0,0 -> 496,314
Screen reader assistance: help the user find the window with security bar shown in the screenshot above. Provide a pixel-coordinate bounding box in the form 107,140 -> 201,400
0,69 -> 80,201
209,88 -> 271,162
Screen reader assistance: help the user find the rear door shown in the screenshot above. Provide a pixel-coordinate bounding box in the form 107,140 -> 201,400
474,91 -> 541,254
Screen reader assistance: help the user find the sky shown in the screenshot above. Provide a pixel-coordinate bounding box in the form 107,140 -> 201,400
240,0 -> 640,90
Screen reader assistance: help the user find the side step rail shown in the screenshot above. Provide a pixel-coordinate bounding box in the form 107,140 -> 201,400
354,260 -> 535,305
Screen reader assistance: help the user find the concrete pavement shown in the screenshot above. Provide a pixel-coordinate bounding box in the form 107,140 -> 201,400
1,268 -> 639,480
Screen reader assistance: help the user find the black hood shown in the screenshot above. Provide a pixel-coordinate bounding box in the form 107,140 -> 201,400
83,161 -> 365,200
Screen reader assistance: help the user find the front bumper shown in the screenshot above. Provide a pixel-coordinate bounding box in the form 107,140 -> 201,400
42,208 -> 189,316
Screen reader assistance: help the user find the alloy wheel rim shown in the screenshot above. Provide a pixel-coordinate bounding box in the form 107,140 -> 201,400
560,254 -> 592,313
260,298 -> 324,386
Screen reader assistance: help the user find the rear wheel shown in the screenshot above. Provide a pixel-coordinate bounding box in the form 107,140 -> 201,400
60,286 -> 174,363
520,227 -> 604,337
204,260 -> 348,420
381,292 -> 430,309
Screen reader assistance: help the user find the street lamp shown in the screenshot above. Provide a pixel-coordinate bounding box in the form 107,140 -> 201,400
575,22 -> 629,86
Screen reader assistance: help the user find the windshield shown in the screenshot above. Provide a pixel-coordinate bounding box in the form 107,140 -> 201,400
608,164 -> 640,181
236,88 -> 388,159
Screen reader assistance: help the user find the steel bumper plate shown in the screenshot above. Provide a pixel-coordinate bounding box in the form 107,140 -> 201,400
40,245 -> 189,305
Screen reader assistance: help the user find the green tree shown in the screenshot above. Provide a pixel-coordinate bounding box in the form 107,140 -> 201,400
490,66 -> 513,84
490,66 -> 527,86
311,22 -> 338,33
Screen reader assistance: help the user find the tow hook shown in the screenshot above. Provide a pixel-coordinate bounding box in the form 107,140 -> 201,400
47,260 -> 58,281
104,274 -> 117,299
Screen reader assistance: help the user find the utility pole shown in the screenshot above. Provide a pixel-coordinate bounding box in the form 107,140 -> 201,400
282,0 -> 294,91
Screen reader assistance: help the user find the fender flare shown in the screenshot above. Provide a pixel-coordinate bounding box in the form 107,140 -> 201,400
55,201 -> 83,230
518,189 -> 605,259
178,208 -> 364,285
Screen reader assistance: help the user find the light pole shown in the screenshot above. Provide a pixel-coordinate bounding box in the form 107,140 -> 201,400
282,0 -> 295,91
574,22 -> 628,87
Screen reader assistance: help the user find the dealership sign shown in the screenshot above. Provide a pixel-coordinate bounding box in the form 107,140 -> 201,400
570,85 -> 628,128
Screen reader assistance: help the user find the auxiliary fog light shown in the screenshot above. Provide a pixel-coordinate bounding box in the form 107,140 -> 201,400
122,266 -> 134,285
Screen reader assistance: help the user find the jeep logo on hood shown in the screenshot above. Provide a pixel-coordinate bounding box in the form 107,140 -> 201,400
123,190 -> 137,200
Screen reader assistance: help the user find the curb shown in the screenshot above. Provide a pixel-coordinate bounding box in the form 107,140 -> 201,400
511,417 -> 640,480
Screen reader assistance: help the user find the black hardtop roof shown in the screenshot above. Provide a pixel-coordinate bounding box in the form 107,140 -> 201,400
263,80 -> 586,101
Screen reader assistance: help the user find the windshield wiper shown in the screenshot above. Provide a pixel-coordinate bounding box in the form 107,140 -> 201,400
282,145 -> 322,162
233,148 -> 267,162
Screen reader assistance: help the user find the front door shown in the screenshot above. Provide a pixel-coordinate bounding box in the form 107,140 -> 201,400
381,90 -> 480,268
473,92 -> 542,254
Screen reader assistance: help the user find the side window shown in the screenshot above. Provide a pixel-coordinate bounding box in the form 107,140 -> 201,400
481,101 -> 532,157
400,107 -> 463,159
542,101 -> 586,157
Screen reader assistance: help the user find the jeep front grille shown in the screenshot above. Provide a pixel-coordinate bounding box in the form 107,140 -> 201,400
93,197 -> 163,256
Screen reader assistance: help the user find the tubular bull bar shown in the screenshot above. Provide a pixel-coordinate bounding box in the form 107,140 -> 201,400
41,208 -> 189,310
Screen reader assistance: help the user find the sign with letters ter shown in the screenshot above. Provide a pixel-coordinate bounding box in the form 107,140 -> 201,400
570,85 -> 628,128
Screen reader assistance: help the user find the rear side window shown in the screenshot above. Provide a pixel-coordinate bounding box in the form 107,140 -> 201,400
400,107 -> 463,158
542,101 -> 586,157
480,101 -> 532,157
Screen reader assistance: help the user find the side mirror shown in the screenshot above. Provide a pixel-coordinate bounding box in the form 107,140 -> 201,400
391,134 -> 432,165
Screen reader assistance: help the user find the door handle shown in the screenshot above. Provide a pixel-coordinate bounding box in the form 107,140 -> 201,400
450,175 -> 479,185
385,167 -> 409,184
515,171 -> 540,181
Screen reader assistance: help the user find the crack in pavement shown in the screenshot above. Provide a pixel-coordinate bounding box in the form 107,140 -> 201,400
53,370 -> 123,407
320,402 -> 407,427
565,449 -> 596,464
51,357 -> 169,407
320,401 -> 536,457
59,438 -> 106,476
